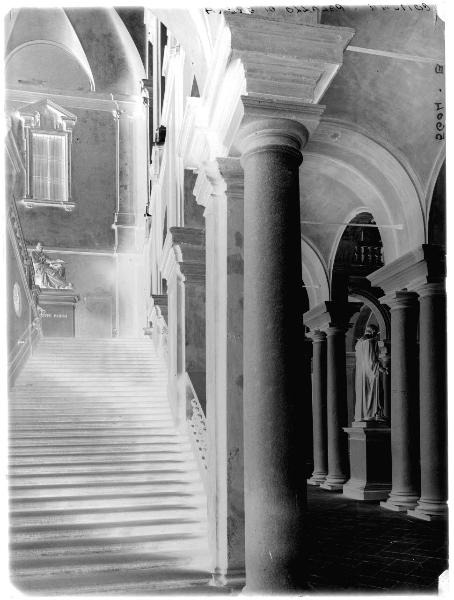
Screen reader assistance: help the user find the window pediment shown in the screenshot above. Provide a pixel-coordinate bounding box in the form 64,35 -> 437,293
16,99 -> 77,211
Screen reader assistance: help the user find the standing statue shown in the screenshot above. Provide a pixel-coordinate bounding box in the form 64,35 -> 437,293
31,242 -> 73,290
354,324 -> 388,422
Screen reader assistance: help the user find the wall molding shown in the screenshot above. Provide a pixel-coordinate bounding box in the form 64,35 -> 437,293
6,88 -> 143,113
26,246 -> 116,257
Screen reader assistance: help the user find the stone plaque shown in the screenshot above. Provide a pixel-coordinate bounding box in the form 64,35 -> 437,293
38,290 -> 79,337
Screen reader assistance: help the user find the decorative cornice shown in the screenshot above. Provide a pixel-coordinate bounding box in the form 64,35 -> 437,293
151,294 -> 168,308
168,226 -> 205,248
217,157 -> 243,198
161,226 -> 206,284
193,161 -> 226,208
368,244 -> 445,294
226,16 -> 355,103
38,290 -> 80,304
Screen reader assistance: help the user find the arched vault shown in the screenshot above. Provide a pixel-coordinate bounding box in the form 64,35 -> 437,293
300,120 -> 426,283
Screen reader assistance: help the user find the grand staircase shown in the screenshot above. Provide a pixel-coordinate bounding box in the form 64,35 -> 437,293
9,338 -> 211,595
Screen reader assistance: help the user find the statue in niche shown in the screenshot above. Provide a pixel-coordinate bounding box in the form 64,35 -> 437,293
354,323 -> 388,422
31,242 -> 73,290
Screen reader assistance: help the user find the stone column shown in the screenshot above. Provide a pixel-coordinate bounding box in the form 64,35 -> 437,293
238,117 -> 309,593
409,282 -> 447,520
320,323 -> 350,490
307,330 -> 328,486
380,291 -> 420,511
200,158 -> 246,589
112,107 -> 146,337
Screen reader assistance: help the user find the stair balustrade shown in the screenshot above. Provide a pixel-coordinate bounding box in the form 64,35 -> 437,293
7,196 -> 42,382
185,373 -> 208,489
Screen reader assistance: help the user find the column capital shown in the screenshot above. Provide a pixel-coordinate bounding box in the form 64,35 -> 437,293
309,329 -> 327,343
414,281 -> 446,298
379,289 -> 419,310
237,93 -> 325,152
304,300 -> 361,332
326,324 -> 349,337
237,97 -> 325,161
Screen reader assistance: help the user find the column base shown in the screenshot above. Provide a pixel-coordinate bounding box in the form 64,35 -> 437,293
307,472 -> 327,486
407,500 -> 448,521
343,480 -> 391,501
380,495 -> 419,512
320,478 -> 346,491
210,568 -> 245,590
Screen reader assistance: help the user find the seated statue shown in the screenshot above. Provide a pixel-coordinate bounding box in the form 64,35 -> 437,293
354,324 -> 388,422
31,242 -> 73,290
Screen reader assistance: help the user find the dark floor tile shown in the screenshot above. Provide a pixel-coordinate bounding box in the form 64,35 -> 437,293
306,486 -> 447,594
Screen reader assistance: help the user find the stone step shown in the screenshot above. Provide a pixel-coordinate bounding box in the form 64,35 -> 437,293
10,458 -> 197,474
11,517 -> 208,543
10,426 -> 178,438
9,469 -> 200,486
10,436 -> 189,449
10,531 -> 208,562
10,481 -> 205,499
10,451 -> 193,465
9,411 -> 173,419
11,491 -> 206,512
12,385 -> 167,392
10,418 -> 175,429
10,442 -> 191,455
10,504 -> 206,527
10,438 -> 189,451
10,398 -> 168,405
11,393 -> 166,399
10,547 -> 209,579
10,569 -> 212,597
10,419 -> 174,428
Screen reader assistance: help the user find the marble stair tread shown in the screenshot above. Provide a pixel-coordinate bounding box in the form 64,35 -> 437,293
10,531 -> 208,557
10,460 -> 198,474
10,438 -> 190,449
10,481 -> 205,498
10,565 -> 212,596
10,442 -> 192,454
10,505 -> 207,527
11,496 -> 206,514
11,547 -> 210,577
11,519 -> 208,543
9,337 -> 209,594
10,450 -> 193,464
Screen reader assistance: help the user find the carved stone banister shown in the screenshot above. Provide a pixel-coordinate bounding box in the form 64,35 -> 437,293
185,373 -> 208,487
8,197 -> 41,327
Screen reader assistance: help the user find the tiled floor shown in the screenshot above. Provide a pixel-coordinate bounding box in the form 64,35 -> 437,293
136,486 -> 448,595
306,485 -> 448,594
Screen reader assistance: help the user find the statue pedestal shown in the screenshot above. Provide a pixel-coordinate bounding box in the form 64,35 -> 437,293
342,421 -> 391,501
38,290 -> 79,337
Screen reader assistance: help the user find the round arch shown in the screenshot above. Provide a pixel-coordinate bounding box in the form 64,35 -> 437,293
302,120 -> 426,282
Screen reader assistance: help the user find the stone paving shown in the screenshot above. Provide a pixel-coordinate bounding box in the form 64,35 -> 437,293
306,485 -> 448,594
